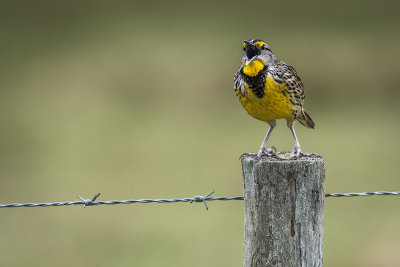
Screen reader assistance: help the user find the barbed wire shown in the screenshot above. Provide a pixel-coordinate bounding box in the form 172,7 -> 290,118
0,191 -> 399,210
325,191 -> 400,197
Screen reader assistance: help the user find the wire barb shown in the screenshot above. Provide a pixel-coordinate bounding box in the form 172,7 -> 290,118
191,190 -> 214,210
78,193 -> 101,207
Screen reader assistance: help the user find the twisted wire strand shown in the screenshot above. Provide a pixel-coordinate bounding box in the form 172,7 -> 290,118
0,191 -> 398,209
325,191 -> 400,197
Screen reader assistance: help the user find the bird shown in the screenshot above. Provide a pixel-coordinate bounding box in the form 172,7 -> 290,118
234,39 -> 314,158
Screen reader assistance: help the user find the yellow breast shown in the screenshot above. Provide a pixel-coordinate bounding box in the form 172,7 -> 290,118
238,74 -> 293,122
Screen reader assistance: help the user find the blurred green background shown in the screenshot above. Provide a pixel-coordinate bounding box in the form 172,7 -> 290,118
1,1 -> 399,266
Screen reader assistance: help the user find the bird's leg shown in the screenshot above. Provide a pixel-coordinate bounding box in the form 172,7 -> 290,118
256,121 -> 276,157
287,121 -> 314,158
241,121 -> 277,159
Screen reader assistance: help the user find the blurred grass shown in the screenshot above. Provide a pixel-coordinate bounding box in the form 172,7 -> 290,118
0,0 -> 400,266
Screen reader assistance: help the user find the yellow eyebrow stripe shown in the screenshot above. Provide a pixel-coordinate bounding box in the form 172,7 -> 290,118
254,41 -> 265,47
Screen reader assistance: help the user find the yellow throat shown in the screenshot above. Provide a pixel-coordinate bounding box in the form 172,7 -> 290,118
243,60 -> 264,76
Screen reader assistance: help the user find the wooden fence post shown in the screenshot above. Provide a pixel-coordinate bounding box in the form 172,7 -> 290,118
241,154 -> 325,267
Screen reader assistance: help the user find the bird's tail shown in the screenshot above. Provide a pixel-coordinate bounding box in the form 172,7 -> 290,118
297,109 -> 315,129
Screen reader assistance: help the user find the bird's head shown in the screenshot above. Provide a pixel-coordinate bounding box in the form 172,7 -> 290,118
241,39 -> 275,76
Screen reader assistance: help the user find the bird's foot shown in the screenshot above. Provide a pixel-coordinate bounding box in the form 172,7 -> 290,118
258,146 -> 277,157
291,146 -> 316,159
241,146 -> 277,159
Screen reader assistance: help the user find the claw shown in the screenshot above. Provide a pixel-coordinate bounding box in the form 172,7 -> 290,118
292,146 -> 316,159
257,146 -> 276,157
240,146 -> 277,160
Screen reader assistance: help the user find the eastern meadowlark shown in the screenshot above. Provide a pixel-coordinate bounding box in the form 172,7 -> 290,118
234,39 -> 314,158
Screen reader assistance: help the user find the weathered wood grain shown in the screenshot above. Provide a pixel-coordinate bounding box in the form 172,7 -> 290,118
241,154 -> 325,267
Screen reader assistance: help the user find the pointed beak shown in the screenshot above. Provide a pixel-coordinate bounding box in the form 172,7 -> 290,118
243,40 -> 261,66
